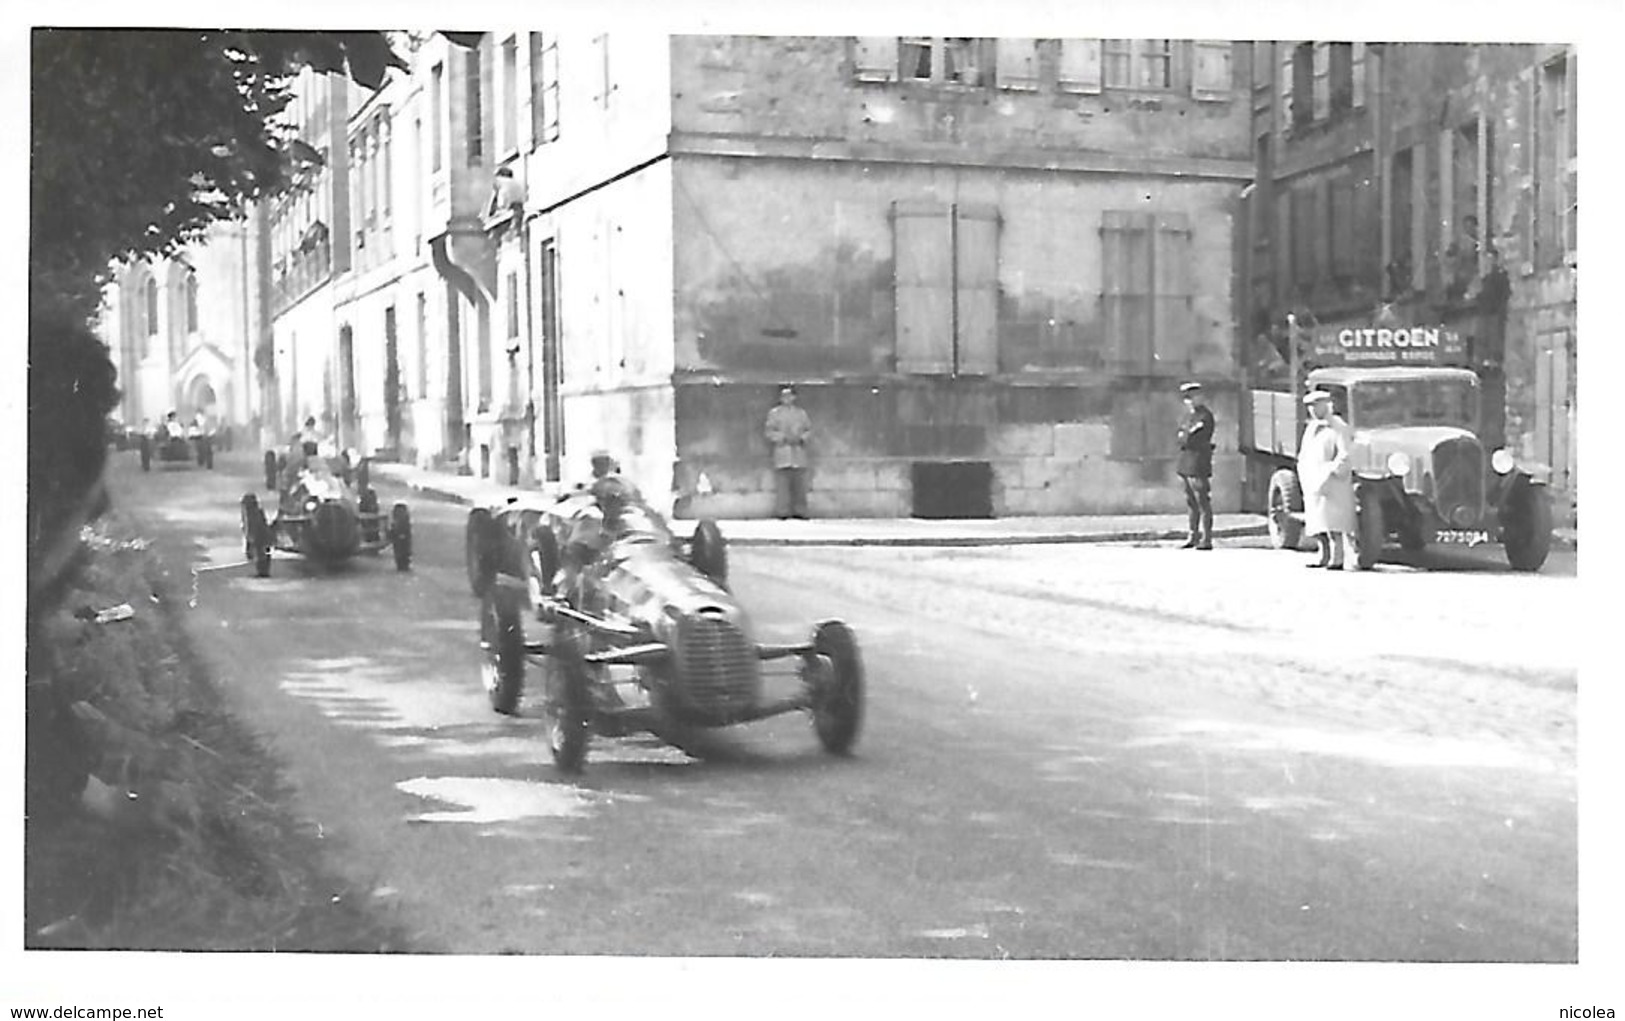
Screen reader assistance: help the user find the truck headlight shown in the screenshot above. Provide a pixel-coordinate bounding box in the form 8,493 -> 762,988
1386,452 -> 1412,477
1490,449 -> 1516,474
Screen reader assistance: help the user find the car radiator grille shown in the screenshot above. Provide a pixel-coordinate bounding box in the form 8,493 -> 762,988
1433,436 -> 1485,528
312,502 -> 360,556
674,613 -> 760,724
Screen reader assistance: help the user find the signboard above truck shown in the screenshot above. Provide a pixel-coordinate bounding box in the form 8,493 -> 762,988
1310,325 -> 1466,366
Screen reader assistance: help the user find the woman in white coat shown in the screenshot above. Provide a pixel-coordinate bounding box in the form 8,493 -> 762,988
1297,390 -> 1359,570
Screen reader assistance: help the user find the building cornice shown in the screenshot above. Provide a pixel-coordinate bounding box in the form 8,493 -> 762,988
667,131 -> 1255,182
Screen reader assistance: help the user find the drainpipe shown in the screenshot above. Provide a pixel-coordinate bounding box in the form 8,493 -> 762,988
520,208 -> 537,484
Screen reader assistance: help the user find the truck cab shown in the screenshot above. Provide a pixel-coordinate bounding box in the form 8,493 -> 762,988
1245,321 -> 1553,572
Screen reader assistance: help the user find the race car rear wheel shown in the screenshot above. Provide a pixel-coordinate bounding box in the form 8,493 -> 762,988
480,590 -> 525,716
140,437 -> 152,472
241,494 -> 271,578
390,503 -> 412,571
466,507 -> 499,597
263,451 -> 278,491
807,619 -> 864,755
689,520 -> 729,590
359,488 -> 382,544
545,623 -> 594,773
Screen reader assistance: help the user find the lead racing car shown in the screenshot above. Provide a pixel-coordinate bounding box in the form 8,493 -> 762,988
465,480 -> 863,773
239,451 -> 412,577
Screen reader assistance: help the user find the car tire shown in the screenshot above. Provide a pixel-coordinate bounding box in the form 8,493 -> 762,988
201,439 -> 214,470
1267,468 -> 1304,551
390,503 -> 412,571
689,520 -> 729,590
480,589 -> 525,716
466,507 -> 498,598
263,451 -> 278,491
1356,484 -> 1385,571
241,494 -> 271,578
1504,483 -> 1553,573
546,623 -> 594,774
808,619 -> 864,755
140,437 -> 152,472
359,488 -> 381,544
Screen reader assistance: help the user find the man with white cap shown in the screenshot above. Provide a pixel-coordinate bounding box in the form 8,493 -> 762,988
1174,381 -> 1215,549
1297,389 -> 1358,569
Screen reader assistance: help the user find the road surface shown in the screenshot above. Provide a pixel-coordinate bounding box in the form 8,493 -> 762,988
111,450 -> 1577,960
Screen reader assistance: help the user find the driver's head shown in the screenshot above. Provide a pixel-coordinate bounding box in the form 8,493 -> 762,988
590,475 -> 634,522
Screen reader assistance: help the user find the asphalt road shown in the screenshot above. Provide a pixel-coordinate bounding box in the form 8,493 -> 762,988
110,450 -> 1578,960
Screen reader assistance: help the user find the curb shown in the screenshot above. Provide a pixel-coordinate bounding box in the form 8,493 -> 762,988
376,469 -> 1271,548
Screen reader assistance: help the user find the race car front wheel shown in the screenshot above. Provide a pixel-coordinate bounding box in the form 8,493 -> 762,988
807,619 -> 864,755
480,590 -> 525,716
390,503 -> 412,571
546,623 -> 594,774
241,494 -> 271,578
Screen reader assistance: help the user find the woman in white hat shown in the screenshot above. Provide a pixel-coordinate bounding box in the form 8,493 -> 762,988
1296,390 -> 1358,569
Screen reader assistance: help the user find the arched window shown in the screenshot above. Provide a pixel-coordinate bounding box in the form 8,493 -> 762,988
185,272 -> 199,334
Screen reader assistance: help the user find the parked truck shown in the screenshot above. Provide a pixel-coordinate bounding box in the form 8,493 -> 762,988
1242,313 -> 1553,572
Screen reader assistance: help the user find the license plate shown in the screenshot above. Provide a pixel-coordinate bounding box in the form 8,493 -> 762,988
1435,529 -> 1490,547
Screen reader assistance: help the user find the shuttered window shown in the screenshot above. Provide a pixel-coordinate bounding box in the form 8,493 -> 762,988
1190,41 -> 1232,100
892,201 -> 1002,375
1057,39 -> 1102,94
852,37 -> 898,82
1102,211 -> 1194,375
995,37 -> 1040,91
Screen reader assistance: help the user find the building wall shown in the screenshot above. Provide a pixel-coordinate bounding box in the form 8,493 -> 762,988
271,283 -> 338,442
668,149 -> 1246,518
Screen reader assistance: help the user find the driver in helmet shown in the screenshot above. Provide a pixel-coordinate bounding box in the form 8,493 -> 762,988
556,474 -> 635,602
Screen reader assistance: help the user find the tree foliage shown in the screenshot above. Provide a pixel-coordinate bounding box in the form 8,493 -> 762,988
28,29 -> 404,600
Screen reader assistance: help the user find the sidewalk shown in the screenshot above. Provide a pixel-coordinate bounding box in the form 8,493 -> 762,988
369,461 -> 1269,548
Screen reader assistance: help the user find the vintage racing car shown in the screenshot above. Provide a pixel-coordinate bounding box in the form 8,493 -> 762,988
239,451 -> 412,577
139,421 -> 213,471
465,485 -> 863,773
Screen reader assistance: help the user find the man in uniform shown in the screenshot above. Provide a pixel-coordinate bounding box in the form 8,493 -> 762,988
763,385 -> 812,519
1175,381 -> 1215,550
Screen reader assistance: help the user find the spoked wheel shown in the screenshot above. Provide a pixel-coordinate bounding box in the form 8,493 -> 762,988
466,507 -> 498,597
479,590 -> 526,716
1266,468 -> 1304,551
689,519 -> 729,590
359,488 -> 382,544
804,619 -> 864,755
544,623 -> 594,773
390,503 -> 413,571
241,494 -> 272,578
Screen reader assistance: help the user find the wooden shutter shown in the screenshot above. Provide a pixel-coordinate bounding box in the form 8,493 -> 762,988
853,37 -> 898,82
1152,214 -> 1193,374
1102,211 -> 1152,372
995,38 -> 1039,91
1280,46 -> 1296,134
1564,50 -> 1577,259
955,204 -> 1000,376
1190,41 -> 1232,100
1057,39 -> 1102,94
893,201 -> 953,374
1354,170 -> 1379,281
1352,42 -> 1367,108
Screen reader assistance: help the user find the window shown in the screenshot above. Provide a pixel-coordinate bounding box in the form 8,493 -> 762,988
1057,39 -> 1102,94
1252,41 -> 1273,89
994,38 -> 1039,91
1390,146 -> 1415,292
1329,43 -> 1353,113
1290,43 -> 1313,128
416,291 -> 429,399
1535,54 -> 1575,268
506,271 -> 520,339
852,37 -> 898,82
184,272 -> 198,333
530,33 -> 560,144
1101,210 -> 1194,375
501,36 -> 518,154
465,46 -> 483,165
1445,120 -> 1483,298
1311,42 -> 1330,120
1103,39 -> 1171,90
430,62 -> 443,172
1190,41 -> 1232,100
892,201 -> 999,375
896,37 -> 993,85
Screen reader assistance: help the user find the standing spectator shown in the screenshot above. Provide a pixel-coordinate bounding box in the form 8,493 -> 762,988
764,385 -> 812,520
1297,390 -> 1358,570
1174,381 -> 1215,550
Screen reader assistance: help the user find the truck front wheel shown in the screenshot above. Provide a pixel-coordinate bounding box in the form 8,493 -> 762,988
1267,468 -> 1304,551
1504,485 -> 1553,573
